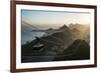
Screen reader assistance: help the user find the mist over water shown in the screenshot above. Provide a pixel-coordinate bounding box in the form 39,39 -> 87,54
21,31 -> 46,45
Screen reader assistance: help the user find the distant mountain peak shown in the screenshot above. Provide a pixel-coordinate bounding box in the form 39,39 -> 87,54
59,24 -> 69,30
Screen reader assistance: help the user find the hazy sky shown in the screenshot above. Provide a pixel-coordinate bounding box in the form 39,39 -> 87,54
21,10 -> 90,29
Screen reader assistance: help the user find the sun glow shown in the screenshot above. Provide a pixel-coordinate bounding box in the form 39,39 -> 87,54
22,10 -> 90,29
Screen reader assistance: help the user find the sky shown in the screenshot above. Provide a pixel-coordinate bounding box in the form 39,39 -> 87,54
21,10 -> 90,29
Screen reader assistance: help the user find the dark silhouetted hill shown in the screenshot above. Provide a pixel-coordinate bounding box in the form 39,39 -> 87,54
53,39 -> 90,61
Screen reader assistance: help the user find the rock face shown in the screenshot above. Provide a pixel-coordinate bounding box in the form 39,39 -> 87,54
21,24 -> 90,63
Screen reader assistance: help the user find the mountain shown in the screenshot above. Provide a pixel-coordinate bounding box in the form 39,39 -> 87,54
53,39 -> 90,61
59,24 -> 70,31
69,24 -> 90,43
21,24 -> 90,62
21,21 -> 36,34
